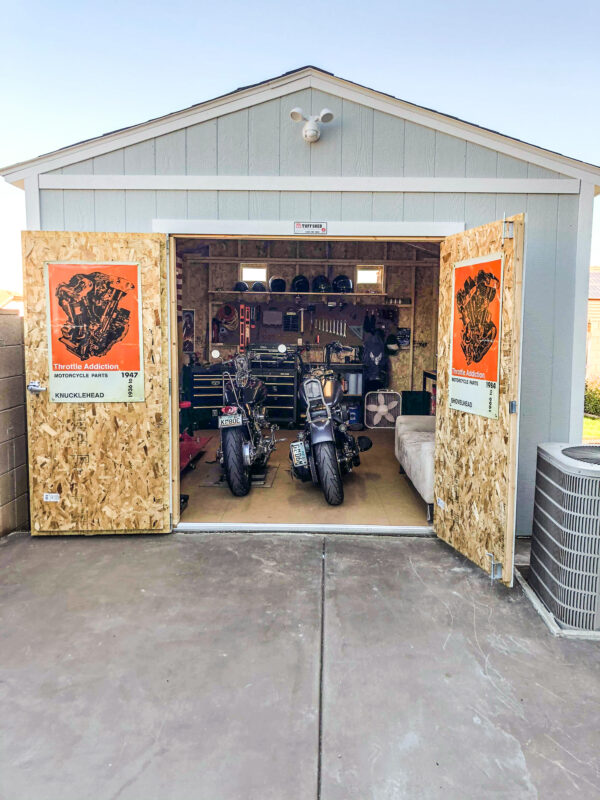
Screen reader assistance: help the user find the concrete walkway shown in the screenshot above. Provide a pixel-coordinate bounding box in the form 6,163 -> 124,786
1,532 -> 599,799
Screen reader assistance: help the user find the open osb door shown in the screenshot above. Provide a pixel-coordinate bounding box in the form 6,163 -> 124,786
434,215 -> 524,585
22,232 -> 172,535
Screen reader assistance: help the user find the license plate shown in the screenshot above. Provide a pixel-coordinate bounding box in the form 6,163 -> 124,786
290,441 -> 308,467
218,414 -> 243,428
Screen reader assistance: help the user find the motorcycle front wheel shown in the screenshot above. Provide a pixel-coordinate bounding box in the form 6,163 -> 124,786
314,441 -> 344,506
222,426 -> 251,496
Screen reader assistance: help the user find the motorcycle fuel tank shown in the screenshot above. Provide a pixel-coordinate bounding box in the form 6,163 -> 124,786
299,375 -> 343,407
229,376 -> 267,406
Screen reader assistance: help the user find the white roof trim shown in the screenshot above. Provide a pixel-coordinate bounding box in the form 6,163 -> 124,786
152,219 -> 464,237
3,67 -> 600,184
38,174 -> 581,194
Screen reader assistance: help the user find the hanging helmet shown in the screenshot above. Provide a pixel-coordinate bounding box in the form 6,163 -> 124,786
269,276 -> 286,292
332,274 -> 353,293
291,274 -> 310,293
385,333 -> 400,355
234,281 -> 249,292
252,281 -> 266,292
312,274 -> 331,293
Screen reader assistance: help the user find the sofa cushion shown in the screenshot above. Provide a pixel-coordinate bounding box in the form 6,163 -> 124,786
396,430 -> 435,504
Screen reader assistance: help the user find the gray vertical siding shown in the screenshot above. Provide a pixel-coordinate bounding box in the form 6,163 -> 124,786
36,87 -> 584,535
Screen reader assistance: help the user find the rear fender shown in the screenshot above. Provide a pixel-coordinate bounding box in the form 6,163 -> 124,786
309,418 -> 335,444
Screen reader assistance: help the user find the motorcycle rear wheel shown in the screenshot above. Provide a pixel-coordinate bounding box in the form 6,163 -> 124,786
222,427 -> 251,496
314,441 -> 344,506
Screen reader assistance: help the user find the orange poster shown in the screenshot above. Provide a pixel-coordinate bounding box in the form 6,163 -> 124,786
449,255 -> 503,418
45,262 -> 145,402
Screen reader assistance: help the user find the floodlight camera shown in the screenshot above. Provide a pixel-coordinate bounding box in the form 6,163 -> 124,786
289,107 -> 334,143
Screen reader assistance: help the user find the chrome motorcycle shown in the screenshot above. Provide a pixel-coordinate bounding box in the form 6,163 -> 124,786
289,343 -> 372,505
212,347 -> 282,496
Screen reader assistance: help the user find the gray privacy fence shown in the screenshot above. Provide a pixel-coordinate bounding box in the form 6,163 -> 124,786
0,309 -> 28,536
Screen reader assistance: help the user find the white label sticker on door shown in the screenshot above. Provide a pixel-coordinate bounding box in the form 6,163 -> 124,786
43,493 -> 60,502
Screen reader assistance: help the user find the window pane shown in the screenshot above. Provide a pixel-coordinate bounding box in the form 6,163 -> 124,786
356,268 -> 381,284
242,266 -> 267,283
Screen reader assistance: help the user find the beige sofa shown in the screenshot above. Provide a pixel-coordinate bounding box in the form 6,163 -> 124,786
394,415 -> 436,523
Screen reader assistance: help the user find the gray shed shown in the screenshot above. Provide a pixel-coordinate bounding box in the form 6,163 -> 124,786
3,67 -> 599,584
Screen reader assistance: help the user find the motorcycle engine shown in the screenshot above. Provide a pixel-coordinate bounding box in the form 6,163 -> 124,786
56,271 -> 133,360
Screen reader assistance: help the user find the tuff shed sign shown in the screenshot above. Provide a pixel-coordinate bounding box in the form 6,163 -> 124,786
44,261 -> 145,403
449,253 -> 503,419
294,221 -> 327,235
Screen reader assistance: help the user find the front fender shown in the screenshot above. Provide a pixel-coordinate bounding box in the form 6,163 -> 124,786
309,418 -> 335,444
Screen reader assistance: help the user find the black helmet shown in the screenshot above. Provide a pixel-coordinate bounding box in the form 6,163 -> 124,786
269,276 -> 286,292
251,281 -> 266,292
312,274 -> 331,293
332,274 -> 353,293
234,281 -> 249,292
385,333 -> 400,355
291,274 -> 310,293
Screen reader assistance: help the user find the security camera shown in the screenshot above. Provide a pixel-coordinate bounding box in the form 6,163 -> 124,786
289,107 -> 334,143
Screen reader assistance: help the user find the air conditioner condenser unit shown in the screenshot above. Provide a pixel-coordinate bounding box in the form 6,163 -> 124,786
530,443 -> 600,630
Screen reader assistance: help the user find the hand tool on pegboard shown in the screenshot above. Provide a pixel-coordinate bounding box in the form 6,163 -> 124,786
239,303 -> 246,351
244,304 -> 250,349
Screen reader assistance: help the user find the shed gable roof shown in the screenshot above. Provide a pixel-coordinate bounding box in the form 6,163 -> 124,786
2,66 -> 600,185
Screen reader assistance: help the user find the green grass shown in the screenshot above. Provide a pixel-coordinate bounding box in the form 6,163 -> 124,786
583,416 -> 600,441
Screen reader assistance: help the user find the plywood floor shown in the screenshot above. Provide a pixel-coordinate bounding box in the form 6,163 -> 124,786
180,428 -> 428,526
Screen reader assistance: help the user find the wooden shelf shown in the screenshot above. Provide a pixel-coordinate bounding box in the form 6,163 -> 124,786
209,290 -> 386,298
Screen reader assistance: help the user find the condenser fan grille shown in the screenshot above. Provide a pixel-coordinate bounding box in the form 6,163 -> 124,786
562,446 -> 600,465
364,391 -> 401,428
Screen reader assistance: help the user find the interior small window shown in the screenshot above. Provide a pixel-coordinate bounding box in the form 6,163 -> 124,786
356,268 -> 381,284
356,265 -> 384,292
241,264 -> 267,284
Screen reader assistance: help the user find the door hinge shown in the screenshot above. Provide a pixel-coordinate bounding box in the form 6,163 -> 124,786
502,220 -> 514,241
486,551 -> 503,582
509,400 -> 517,414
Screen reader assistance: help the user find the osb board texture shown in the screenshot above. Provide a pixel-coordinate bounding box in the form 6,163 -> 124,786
22,231 -> 170,535
182,259 -> 209,359
386,265 -> 437,394
434,215 -> 524,584
411,264 -> 439,388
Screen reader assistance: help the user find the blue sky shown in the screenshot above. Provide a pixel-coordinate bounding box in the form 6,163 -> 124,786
1,0 -> 599,291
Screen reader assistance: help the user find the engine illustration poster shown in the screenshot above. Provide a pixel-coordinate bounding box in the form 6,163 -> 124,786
44,262 -> 145,403
449,253 -> 503,419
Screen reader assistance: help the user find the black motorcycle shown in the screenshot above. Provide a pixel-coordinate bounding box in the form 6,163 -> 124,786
212,347 -> 281,496
289,343 -> 372,505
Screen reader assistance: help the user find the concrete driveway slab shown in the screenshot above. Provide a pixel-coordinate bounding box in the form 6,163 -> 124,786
0,533 -> 322,800
321,536 -> 600,800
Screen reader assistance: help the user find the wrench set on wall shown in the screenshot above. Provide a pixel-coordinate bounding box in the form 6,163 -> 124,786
315,318 -> 347,337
